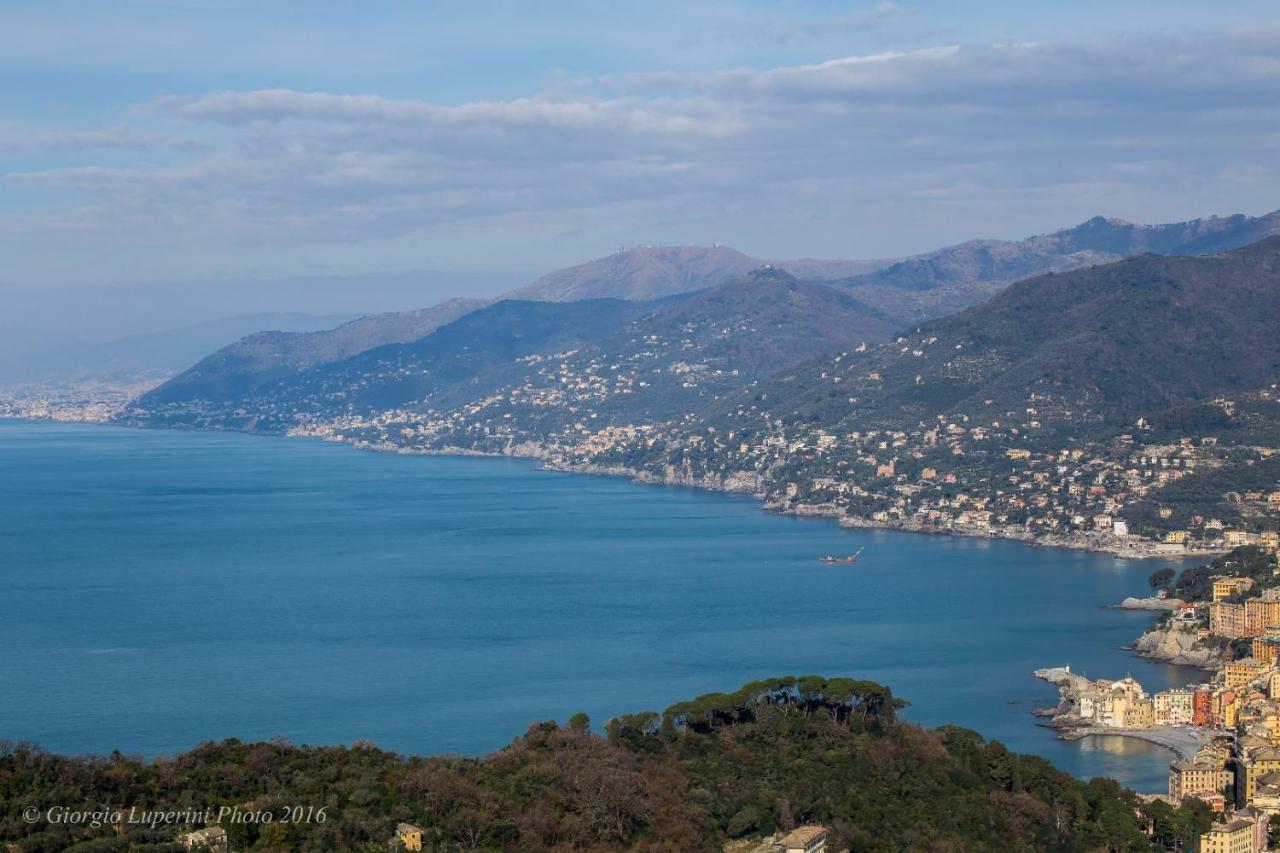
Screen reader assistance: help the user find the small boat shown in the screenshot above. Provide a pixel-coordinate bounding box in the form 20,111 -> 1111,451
818,547 -> 864,564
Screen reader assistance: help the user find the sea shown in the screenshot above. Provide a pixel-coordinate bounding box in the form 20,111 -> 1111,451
0,419 -> 1199,791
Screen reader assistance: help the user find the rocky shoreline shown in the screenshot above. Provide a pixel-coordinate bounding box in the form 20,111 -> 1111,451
1105,595 -> 1186,611
531,455 -> 1219,560
1129,623 -> 1226,670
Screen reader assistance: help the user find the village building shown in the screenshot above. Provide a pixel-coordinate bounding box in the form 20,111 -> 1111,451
1215,577 -> 1256,602
1225,660 -> 1274,690
1154,688 -> 1195,726
1169,757 -> 1233,803
177,827 -> 228,853
395,823 -> 424,852
1198,815 -> 1262,853
777,825 -> 828,853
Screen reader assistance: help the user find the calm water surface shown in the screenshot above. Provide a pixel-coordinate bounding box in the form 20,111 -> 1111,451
0,420 -> 1198,791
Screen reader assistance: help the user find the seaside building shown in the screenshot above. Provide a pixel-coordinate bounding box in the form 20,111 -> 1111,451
1215,689 -> 1243,728
1169,757 -> 1232,803
1213,602 -> 1249,639
1236,743 -> 1280,804
1246,593 -> 1280,636
1226,661 -> 1275,690
1154,689 -> 1195,726
1216,577 -> 1256,602
1253,635 -> 1280,666
1196,689 -> 1216,726
1075,676 -> 1154,729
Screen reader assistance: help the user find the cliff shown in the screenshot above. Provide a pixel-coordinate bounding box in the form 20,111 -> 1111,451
1131,623 -> 1225,670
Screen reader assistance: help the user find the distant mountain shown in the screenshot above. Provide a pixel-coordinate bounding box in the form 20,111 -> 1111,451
144,297 -> 486,404
450,268 -> 903,426
508,210 -> 1280,320
507,245 -> 889,302
833,210 -> 1280,322
137,208 -> 1279,412
124,207 -> 1280,440
156,247 -> 889,401
0,312 -> 358,385
124,269 -> 901,431
130,298 -> 663,429
508,246 -> 759,301
625,267 -> 897,373
714,235 -> 1280,437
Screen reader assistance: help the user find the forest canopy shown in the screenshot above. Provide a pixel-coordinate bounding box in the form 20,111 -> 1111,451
1,675 -> 1208,852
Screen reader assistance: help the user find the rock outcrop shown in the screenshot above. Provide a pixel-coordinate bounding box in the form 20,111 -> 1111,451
1131,624 -> 1225,670
1110,596 -> 1186,611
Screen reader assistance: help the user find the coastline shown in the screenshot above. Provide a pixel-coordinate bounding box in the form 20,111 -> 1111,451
6,412 -> 1220,561
535,455 -> 1221,561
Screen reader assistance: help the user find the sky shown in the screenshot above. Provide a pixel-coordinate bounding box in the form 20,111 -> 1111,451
2,0 -> 1279,296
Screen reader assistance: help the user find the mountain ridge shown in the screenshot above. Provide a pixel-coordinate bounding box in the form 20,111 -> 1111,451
128,208 -> 1280,434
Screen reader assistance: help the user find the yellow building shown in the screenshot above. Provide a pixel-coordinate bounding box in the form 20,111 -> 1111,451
1199,819 -> 1253,853
1245,598 -> 1280,635
1123,696 -> 1154,729
1209,688 -> 1243,729
396,823 -> 424,852
1168,758 -> 1232,802
1238,744 -> 1280,803
1088,676 -> 1152,729
1212,602 -> 1248,639
1214,577 -> 1255,602
1224,659 -> 1273,689
1253,635 -> 1280,665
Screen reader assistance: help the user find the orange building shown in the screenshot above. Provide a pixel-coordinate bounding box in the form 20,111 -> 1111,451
1194,689 -> 1214,726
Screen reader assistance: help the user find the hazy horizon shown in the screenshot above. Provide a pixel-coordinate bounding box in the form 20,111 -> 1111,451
3,1 -> 1279,291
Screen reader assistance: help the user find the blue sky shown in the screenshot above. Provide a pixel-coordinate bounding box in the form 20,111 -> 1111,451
2,0 -> 1279,289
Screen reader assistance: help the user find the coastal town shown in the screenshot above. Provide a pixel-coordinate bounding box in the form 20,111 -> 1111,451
0,376 -> 161,424
266,365 -> 1280,561
1033,545 -> 1280,851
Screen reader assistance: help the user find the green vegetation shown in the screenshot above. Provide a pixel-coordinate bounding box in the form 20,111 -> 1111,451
2,676 -> 1208,851
1171,546 -> 1278,602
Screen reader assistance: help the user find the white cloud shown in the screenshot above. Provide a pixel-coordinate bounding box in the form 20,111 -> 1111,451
0,127 -> 171,153
4,27 -> 1280,269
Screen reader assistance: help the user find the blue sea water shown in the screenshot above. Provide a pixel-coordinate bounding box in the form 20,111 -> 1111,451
0,420 -> 1198,791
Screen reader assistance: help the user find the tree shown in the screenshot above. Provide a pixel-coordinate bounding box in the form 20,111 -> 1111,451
1148,567 -> 1176,591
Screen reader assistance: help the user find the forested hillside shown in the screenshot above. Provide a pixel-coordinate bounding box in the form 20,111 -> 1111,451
0,677 -> 1210,852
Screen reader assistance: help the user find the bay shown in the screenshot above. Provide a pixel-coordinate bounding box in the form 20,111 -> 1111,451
0,420 -> 1196,791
